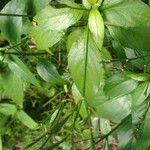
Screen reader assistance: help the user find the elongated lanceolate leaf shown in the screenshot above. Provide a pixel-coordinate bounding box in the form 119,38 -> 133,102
68,30 -> 104,105
16,110 -> 38,129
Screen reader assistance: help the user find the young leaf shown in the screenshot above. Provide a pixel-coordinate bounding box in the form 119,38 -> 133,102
16,110 -> 38,129
87,0 -> 97,5
68,30 -> 104,105
36,59 -> 64,86
34,6 -> 84,31
88,8 -> 104,49
0,0 -> 25,45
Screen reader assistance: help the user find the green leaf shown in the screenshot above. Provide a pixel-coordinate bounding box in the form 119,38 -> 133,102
42,136 -> 68,150
107,26 -> 150,51
127,72 -> 150,82
16,110 -> 38,129
103,0 -> 150,51
1,70 -> 24,107
57,0 -> 81,7
103,0 -> 150,27
34,5 -> 84,31
68,30 -> 104,105
36,59 -> 64,86
93,90 -> 131,123
104,74 -> 138,99
26,0 -> 51,18
72,84 -> 88,119
131,82 -> 150,109
82,0 -> 92,9
67,29 -> 82,51
8,55 -> 39,86
117,115 -> 133,150
33,0 -> 50,12
0,103 -> 17,116
50,114 -> 71,134
30,26 -> 64,50
132,100 -> 148,125
88,8 -> 104,49
0,0 -> 25,45
136,105 -> 150,150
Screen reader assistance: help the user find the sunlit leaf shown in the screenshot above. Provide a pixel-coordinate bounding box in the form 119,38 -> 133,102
30,26 -> 64,50
68,29 -> 104,105
88,8 -> 104,49
34,6 -> 84,31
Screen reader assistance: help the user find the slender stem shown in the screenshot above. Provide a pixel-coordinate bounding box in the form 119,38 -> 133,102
99,54 -> 150,64
83,28 -> 90,95
71,99 -> 83,145
82,27 -> 96,150
1,51 -> 48,56
0,13 -> 32,17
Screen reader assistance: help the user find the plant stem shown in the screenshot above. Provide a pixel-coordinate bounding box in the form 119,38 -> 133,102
0,13 -> 32,17
1,51 -> 48,56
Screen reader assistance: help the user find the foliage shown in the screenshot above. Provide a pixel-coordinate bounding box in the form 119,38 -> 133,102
0,0 -> 150,149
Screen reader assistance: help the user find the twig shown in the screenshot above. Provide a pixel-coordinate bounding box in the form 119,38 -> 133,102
1,51 -> 48,56
99,54 -> 150,64
0,13 -> 32,17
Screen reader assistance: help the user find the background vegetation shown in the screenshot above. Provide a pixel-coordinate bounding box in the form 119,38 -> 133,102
0,0 -> 150,149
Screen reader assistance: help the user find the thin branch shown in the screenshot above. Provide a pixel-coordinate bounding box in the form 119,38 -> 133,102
99,54 -> 150,64
0,13 -> 32,17
1,51 -> 48,56
83,27 -> 96,150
